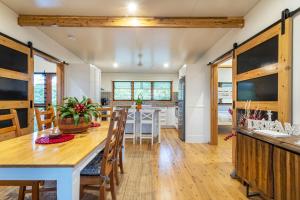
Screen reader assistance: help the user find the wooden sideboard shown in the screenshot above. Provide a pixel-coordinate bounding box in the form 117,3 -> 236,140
236,129 -> 300,200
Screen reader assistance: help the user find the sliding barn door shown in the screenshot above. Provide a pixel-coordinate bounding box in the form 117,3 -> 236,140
232,18 -> 292,166
0,35 -> 34,137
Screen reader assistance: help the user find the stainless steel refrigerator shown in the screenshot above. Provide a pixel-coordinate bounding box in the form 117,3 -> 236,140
178,77 -> 185,141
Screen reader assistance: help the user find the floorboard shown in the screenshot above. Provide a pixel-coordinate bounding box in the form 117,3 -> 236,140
0,129 -> 255,200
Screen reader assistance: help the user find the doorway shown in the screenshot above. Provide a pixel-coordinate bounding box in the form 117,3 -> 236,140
210,56 -> 233,145
33,54 -> 64,131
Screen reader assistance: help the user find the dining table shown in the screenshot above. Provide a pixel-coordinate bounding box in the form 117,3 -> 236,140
0,121 -> 109,200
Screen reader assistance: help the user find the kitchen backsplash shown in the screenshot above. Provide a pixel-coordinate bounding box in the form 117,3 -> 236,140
101,92 -> 178,107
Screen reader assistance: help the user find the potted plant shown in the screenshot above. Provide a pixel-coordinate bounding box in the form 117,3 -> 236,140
135,94 -> 143,111
57,96 -> 100,133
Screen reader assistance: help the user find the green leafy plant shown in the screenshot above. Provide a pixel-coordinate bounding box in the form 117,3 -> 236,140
135,94 -> 143,105
57,96 -> 100,126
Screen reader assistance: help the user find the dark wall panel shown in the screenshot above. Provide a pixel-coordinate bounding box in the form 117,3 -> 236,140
16,108 -> 28,128
237,36 -> 278,74
0,44 -> 28,73
237,74 -> 278,101
0,77 -> 28,100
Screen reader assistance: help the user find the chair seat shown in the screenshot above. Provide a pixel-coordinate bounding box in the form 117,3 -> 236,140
80,152 -> 103,176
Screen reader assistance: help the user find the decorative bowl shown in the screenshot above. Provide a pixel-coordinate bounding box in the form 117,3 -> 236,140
58,117 -> 90,134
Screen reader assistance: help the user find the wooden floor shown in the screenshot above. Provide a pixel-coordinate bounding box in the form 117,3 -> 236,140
0,129 -> 252,200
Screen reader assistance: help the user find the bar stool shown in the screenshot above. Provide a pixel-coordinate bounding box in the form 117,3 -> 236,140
140,109 -> 155,145
125,109 -> 136,144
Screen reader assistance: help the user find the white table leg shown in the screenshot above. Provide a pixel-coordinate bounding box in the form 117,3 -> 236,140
57,168 -> 80,200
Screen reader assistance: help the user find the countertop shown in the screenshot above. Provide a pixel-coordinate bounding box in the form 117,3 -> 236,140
236,127 -> 300,155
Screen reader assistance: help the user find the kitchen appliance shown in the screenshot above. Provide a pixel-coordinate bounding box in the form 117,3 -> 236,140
178,77 -> 185,141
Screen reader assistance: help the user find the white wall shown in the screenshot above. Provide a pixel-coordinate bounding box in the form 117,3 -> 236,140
293,12 -> 300,125
102,72 -> 179,92
0,2 -> 82,64
218,68 -> 232,83
186,0 -> 300,143
34,55 -> 57,73
65,64 -> 102,102
90,65 -> 102,102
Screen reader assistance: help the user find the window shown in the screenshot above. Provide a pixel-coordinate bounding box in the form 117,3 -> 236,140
113,81 -> 172,101
113,81 -> 132,100
153,81 -> 172,100
34,73 -> 57,107
34,74 -> 46,105
134,81 -> 151,100
51,76 -> 57,106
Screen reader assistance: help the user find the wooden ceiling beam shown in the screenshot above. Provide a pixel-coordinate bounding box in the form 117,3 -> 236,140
18,15 -> 244,28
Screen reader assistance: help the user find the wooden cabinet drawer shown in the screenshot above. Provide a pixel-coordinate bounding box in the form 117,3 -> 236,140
236,133 -> 274,198
273,147 -> 300,200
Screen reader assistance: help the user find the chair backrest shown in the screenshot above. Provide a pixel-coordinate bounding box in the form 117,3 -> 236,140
100,111 -> 121,177
127,109 -> 136,121
141,109 -> 154,122
116,109 -> 127,153
0,109 -> 21,141
97,107 -> 113,121
35,106 -> 57,131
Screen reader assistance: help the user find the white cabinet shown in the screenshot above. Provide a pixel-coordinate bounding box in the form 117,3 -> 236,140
160,107 -> 176,128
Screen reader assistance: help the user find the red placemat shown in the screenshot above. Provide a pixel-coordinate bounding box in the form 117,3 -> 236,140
35,134 -> 75,144
89,122 -> 101,128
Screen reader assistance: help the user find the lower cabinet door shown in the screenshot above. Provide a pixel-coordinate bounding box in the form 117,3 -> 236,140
274,147 -> 300,200
236,133 -> 274,198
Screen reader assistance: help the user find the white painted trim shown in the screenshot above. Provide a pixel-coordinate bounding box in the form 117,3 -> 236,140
185,135 -> 209,143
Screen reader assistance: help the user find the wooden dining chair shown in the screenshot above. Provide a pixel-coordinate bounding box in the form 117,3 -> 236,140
113,109 -> 127,185
80,111 -> 121,200
98,107 -> 113,121
35,106 -> 57,131
0,109 -> 21,141
0,109 -> 41,200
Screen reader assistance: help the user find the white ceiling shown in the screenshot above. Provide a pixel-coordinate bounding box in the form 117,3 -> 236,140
1,0 -> 259,73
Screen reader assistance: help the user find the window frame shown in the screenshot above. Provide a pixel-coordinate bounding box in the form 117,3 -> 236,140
112,80 -> 173,101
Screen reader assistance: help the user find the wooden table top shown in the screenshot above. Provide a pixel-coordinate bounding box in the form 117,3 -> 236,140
237,127 -> 300,154
0,122 -> 109,168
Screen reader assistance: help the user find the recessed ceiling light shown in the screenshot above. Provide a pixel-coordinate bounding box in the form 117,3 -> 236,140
183,64 -> 187,68
113,62 -> 118,68
164,63 -> 169,68
127,2 -> 137,13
